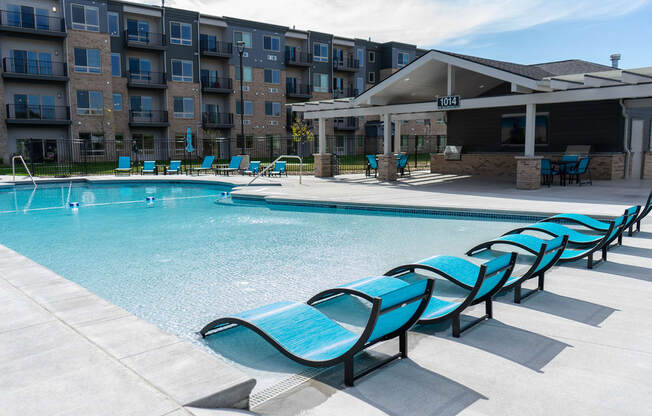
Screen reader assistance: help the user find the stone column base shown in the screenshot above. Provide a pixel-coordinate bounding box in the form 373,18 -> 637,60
377,154 -> 397,181
515,156 -> 542,190
314,153 -> 333,177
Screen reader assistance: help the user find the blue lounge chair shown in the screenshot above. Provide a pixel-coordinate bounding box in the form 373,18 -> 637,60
541,159 -> 559,187
114,156 -> 132,176
141,161 -> 156,175
244,161 -> 261,176
466,235 -> 568,303
191,156 -> 215,176
269,161 -> 287,177
167,160 -> 181,175
540,205 -> 641,241
397,154 -> 410,177
215,156 -> 242,176
635,190 -> 652,232
309,253 -> 517,338
566,157 -> 591,186
201,279 -> 434,386
366,155 -> 377,177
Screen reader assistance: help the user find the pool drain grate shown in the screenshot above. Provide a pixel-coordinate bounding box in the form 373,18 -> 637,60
249,367 -> 328,408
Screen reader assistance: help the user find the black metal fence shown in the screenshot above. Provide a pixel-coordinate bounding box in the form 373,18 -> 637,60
7,135 -> 446,177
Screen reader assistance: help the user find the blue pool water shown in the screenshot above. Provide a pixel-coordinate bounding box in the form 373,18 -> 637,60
0,181 -> 528,390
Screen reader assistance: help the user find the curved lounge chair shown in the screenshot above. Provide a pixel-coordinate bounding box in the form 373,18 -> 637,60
540,205 -> 641,238
200,279 -> 433,386
635,190 -> 652,232
466,235 -> 568,303
308,253 -> 517,338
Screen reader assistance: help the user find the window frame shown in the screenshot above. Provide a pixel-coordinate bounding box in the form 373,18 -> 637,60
71,4 -> 99,32
74,48 -> 101,73
368,50 -> 376,63
313,42 -> 328,62
233,30 -> 252,48
265,101 -> 281,117
236,100 -> 254,116
76,90 -> 103,115
263,68 -> 280,84
397,52 -> 409,68
170,21 -> 192,46
313,72 -> 328,92
235,66 -> 253,82
171,59 -> 193,82
113,93 -> 122,111
111,53 -> 121,77
368,71 -> 376,84
173,96 -> 195,119
263,35 -> 280,52
107,12 -> 119,37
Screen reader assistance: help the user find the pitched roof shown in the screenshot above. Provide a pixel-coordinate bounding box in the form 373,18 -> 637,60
530,59 -> 614,77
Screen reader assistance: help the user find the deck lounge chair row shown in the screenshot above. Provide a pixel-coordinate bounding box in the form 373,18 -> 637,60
113,156 -> 287,177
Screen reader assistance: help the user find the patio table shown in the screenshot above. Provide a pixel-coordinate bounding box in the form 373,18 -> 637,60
551,160 -> 578,186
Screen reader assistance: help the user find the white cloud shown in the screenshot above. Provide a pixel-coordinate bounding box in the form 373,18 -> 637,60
153,0 -> 649,47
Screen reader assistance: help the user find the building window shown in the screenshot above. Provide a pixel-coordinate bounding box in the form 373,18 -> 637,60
74,48 -> 100,73
128,58 -> 151,78
501,113 -> 549,146
368,71 -> 376,84
113,93 -> 122,111
265,101 -> 281,116
173,96 -> 194,118
111,53 -> 121,77
357,48 -> 364,68
10,50 -> 52,75
313,42 -> 328,62
77,90 -> 103,115
235,66 -> 252,82
171,59 -> 193,82
127,19 -> 149,42
264,68 -> 280,84
237,134 -> 253,149
233,30 -> 252,48
263,35 -> 280,52
6,5 -> 50,30
108,12 -> 119,37
79,133 -> 105,156
236,100 -> 253,116
368,51 -> 376,63
356,77 -> 364,93
398,52 -> 409,68
170,21 -> 192,45
71,4 -> 99,32
313,73 -> 328,92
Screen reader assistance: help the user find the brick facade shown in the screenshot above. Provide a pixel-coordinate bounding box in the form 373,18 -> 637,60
515,156 -> 542,190
643,152 -> 652,179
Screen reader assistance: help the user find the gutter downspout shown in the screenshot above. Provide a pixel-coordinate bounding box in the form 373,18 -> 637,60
620,99 -> 630,179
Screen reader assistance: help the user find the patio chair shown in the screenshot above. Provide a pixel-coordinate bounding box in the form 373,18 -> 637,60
567,157 -> 592,186
366,155 -> 378,177
634,190 -> 652,232
141,161 -> 156,175
191,156 -> 215,176
309,253 -> 517,338
167,160 -> 181,175
114,156 -> 132,176
540,158 -> 559,187
214,156 -> 243,176
269,161 -> 287,177
397,154 -> 410,177
244,161 -> 261,176
201,279 -> 433,387
466,235 -> 568,303
540,205 -> 641,238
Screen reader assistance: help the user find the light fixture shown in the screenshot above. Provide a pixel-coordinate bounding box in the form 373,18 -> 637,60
404,78 -> 410,81
52,6 -> 57,12
479,84 -> 485,89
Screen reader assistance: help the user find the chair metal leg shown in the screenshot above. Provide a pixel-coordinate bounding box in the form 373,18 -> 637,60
538,272 -> 545,291
399,332 -> 407,359
344,357 -> 354,387
485,299 -> 493,319
452,315 -> 461,338
514,284 -> 522,304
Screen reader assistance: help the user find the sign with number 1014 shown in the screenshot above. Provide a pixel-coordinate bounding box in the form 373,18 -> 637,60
437,95 -> 461,109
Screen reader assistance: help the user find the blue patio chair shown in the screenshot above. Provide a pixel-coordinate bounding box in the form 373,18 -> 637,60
635,190 -> 652,233
269,161 -> 287,177
567,157 -> 591,186
309,253 -> 517,338
141,160 -> 156,175
540,205 -> 641,238
201,279 -> 434,386
366,155 -> 378,177
397,154 -> 410,177
114,156 -> 132,176
215,156 -> 243,176
191,156 -> 215,176
244,161 -> 261,176
167,160 -> 181,175
467,235 -> 568,303
540,158 -> 559,187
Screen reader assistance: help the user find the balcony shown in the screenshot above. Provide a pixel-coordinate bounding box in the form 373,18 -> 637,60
333,117 -> 358,131
5,104 -> 71,125
127,71 -> 167,89
200,40 -> 233,58
124,30 -> 166,51
200,76 -> 233,94
285,51 -> 312,67
2,58 -> 68,82
333,57 -> 360,72
333,88 -> 359,99
202,112 -> 234,129
286,83 -> 312,99
0,10 -> 66,37
129,110 -> 169,127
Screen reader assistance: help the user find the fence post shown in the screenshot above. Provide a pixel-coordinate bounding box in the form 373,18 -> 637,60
29,139 -> 36,175
414,136 -> 418,168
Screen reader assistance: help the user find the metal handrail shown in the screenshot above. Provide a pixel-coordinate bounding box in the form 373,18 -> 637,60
12,155 -> 36,187
247,155 -> 302,186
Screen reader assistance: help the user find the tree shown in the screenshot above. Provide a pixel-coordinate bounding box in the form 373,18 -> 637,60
291,116 -> 314,157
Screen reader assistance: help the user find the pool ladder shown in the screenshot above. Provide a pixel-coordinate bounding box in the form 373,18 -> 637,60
248,155 -> 303,186
12,155 -> 37,188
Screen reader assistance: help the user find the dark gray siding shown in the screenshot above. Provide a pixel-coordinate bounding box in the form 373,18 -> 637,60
165,7 -> 200,82
225,18 -> 286,70
66,0 -> 109,33
308,31 -> 333,91
107,1 -> 124,73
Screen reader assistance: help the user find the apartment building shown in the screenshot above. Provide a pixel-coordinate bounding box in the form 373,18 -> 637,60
0,0 -> 444,164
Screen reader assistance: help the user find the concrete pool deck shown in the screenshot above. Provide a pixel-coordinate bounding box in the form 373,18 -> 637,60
1,171 -> 651,414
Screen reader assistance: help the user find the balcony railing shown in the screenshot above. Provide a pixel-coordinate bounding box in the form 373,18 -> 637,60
127,71 -> 167,88
125,30 -> 166,49
129,110 -> 168,125
333,88 -> 359,99
286,83 -> 312,98
6,104 -> 70,123
333,57 -> 360,72
200,40 -> 233,57
2,57 -> 67,78
200,76 -> 233,92
333,117 -> 358,130
285,51 -> 312,66
0,10 -> 66,33
202,112 -> 234,128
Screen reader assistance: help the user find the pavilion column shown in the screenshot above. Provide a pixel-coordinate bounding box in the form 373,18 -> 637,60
314,117 -> 333,177
516,103 -> 541,189
394,119 -> 402,154
377,113 -> 397,181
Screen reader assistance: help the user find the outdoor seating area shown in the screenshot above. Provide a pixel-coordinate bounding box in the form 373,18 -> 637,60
365,154 -> 412,178
542,155 -> 593,187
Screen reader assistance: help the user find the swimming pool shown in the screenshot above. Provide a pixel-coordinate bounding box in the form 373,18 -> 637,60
0,181 -> 531,391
